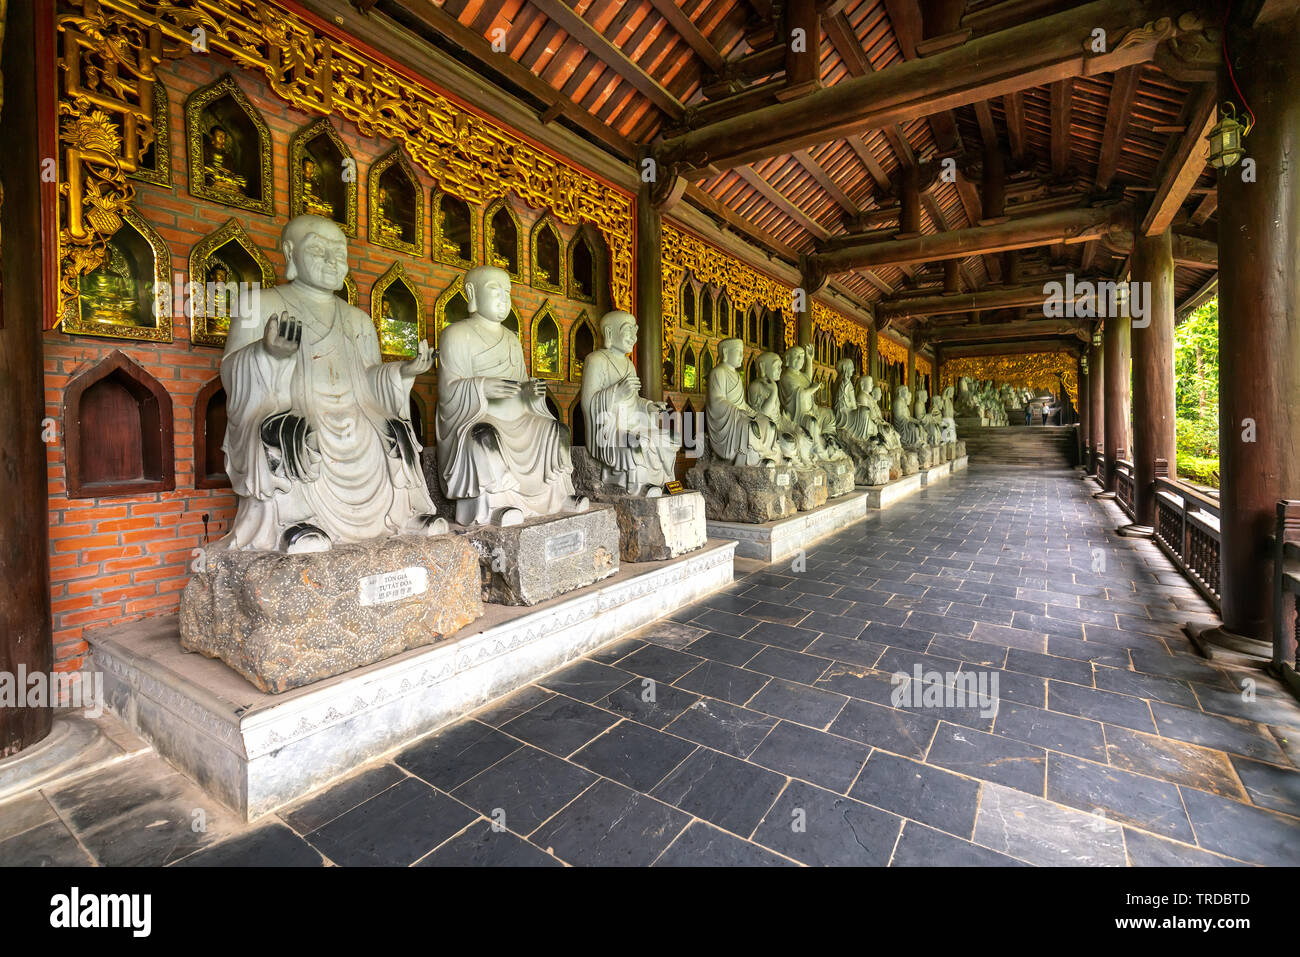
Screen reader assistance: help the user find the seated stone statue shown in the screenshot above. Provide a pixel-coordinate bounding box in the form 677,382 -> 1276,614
833,358 -> 874,441
858,377 -> 900,449
436,265 -> 588,526
580,310 -> 678,496
779,345 -> 837,439
749,351 -> 811,467
914,389 -> 942,446
706,337 -> 782,466
218,214 -> 443,553
893,384 -> 925,448
940,386 -> 958,444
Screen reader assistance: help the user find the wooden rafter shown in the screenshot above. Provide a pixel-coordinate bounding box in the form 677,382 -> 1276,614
645,0 -> 725,74
1142,85 -> 1216,236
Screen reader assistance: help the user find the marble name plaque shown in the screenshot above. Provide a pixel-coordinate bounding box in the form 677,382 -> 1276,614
358,566 -> 429,606
813,474 -> 824,485
776,473 -> 791,486
545,530 -> 586,561
671,502 -> 696,525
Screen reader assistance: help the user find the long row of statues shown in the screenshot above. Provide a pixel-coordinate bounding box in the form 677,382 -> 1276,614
212,215 -> 985,557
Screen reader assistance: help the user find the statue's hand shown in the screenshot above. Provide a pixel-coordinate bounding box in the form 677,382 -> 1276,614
523,378 -> 547,399
263,313 -> 301,359
401,340 -> 434,379
485,377 -> 522,400
620,376 -> 641,399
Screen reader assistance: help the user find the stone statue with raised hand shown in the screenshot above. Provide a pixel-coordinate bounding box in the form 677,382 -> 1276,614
706,337 -> 783,466
579,310 -> 678,496
749,351 -> 811,467
833,357 -> 874,441
217,214 -> 444,553
779,345 -> 838,440
435,265 -> 589,526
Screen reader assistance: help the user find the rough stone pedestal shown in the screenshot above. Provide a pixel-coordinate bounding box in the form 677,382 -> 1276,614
900,450 -> 920,475
179,535 -> 483,694
685,462 -> 798,523
858,454 -> 893,487
792,466 -> 829,511
569,448 -> 707,561
821,458 -> 856,498
464,506 -> 619,606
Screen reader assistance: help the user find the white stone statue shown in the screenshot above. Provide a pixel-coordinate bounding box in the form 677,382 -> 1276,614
435,265 -> 588,526
914,388 -> 942,445
833,358 -> 874,441
580,310 -> 678,496
706,337 -> 782,466
859,377 -> 900,449
940,386 -> 958,443
779,345 -> 837,439
218,215 -> 444,553
893,384 -> 924,448
749,351 -> 812,467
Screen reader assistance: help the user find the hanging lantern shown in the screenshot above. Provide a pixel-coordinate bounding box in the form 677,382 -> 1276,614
1207,103 -> 1248,170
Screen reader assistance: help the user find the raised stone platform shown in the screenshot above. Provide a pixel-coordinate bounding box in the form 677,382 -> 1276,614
463,506 -> 619,605
918,462 -> 950,486
706,491 -> 867,563
858,470 -> 924,509
952,454 -> 969,472
88,540 -> 737,821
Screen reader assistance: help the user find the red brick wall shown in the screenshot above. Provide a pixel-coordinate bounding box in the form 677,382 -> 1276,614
47,52 -> 617,671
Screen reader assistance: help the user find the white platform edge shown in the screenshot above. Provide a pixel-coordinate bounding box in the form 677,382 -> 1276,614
857,471 -> 924,509
92,540 -> 736,820
706,492 -> 868,563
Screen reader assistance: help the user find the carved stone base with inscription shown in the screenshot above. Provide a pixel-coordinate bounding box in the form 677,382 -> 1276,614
822,457 -> 856,498
464,506 -> 620,605
791,466 -> 829,512
179,535 -> 483,694
685,461 -> 798,524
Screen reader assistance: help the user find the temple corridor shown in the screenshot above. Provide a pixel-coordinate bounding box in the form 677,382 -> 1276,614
4,466 -> 1297,867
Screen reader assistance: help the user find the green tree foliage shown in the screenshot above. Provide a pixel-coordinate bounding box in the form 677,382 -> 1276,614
1174,297 -> 1219,487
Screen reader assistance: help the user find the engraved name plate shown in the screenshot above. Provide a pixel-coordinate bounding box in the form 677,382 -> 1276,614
358,566 -> 429,606
776,472 -> 790,486
670,502 -> 696,524
545,530 -> 585,561
814,474 -> 824,485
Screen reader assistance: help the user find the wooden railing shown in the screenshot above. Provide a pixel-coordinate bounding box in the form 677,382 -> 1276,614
1115,458 -> 1135,519
1271,501 -> 1300,700
1152,477 -> 1221,609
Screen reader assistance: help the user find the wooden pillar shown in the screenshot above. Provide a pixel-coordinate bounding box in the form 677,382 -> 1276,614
1078,353 -> 1090,466
942,259 -> 960,294
0,0 -> 54,756
635,180 -> 663,401
899,166 -> 921,236
1088,332 -> 1104,474
1097,308 -> 1130,498
868,324 -> 879,379
1122,228 -> 1176,534
783,0 -> 820,98
906,342 -> 917,392
1201,9 -> 1300,656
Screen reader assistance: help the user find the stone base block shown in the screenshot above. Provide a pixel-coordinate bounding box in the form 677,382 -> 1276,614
463,506 -> 619,606
792,467 -> 829,511
179,535 -> 484,694
822,458 -> 856,498
858,471 -> 924,509
602,491 -> 707,562
951,454 -> 969,472
89,541 -> 737,821
919,462 -> 952,486
900,450 -> 919,475
685,462 -> 798,524
707,492 -> 868,562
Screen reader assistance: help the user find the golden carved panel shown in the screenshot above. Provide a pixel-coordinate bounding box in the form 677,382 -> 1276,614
661,222 -> 795,370
939,352 -> 1080,409
55,0 -> 633,326
810,300 -> 871,374
877,334 -> 908,367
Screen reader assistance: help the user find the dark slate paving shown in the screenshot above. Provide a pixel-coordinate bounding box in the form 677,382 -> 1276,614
15,467 -> 1300,869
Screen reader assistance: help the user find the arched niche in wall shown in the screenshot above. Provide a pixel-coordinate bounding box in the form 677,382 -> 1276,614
368,146 -> 424,256
700,287 -> 715,336
699,344 -> 715,390
747,306 -> 759,345
65,206 -> 172,343
185,72 -> 273,215
130,77 -> 171,187
568,393 -> 586,449
434,275 -> 469,345
571,311 -> 596,381
290,117 -> 357,236
567,226 -> 605,304
530,216 -> 564,293
531,302 -> 563,380
743,352 -> 756,388
64,350 -> 174,498
681,341 -> 699,393
432,190 -> 476,269
681,278 -> 697,329
371,261 -> 424,361
662,343 -> 676,392
194,375 -> 229,489
505,307 -> 521,336
484,197 -> 523,281
189,217 -> 276,347
717,293 -> 731,338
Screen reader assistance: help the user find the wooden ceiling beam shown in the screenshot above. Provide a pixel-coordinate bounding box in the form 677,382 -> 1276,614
1002,91 -> 1027,166
1142,85 -> 1217,236
646,0 -> 726,74
734,166 -> 833,240
793,149 -> 860,216
658,0 -> 1196,174
1050,78 -> 1073,178
1094,65 -> 1140,189
529,0 -> 686,120
928,319 -> 1089,343
879,275 -> 1107,320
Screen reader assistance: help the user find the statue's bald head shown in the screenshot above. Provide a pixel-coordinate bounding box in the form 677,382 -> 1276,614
836,357 -> 855,377
464,265 -> 513,323
282,214 -> 349,288
783,345 -> 805,369
600,310 -> 636,340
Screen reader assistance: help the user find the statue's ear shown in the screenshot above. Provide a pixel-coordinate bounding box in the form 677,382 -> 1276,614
463,281 -> 476,313
282,241 -> 297,282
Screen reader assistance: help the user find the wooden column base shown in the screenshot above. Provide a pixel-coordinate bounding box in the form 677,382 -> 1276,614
1185,622 -> 1272,664
1116,523 -> 1154,538
1092,490 -> 1115,500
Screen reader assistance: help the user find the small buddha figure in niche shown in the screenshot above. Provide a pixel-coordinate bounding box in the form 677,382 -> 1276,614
204,124 -> 248,199
580,310 -> 679,496
300,156 -> 334,218
436,265 -> 589,527
80,243 -> 139,327
219,214 -> 444,553
206,260 -> 237,330
374,185 -> 406,245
